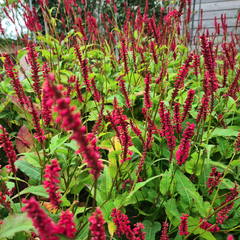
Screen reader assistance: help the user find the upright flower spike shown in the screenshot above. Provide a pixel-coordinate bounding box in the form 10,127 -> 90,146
144,73 -> 152,109
181,89 -> 195,122
121,37 -> 129,75
179,213 -> 189,236
173,103 -> 182,134
118,75 -> 132,109
3,53 -> 29,107
196,72 -> 210,124
91,77 -> 100,102
29,99 -> 46,144
22,197 -> 59,240
92,96 -> 104,135
111,208 -> 135,239
0,180 -> 13,214
171,54 -> 193,104
150,41 -> 158,64
206,166 -> 221,195
133,223 -> 146,240
160,222 -> 169,240
89,207 -> 106,240
43,159 -> 62,208
199,219 -> 219,233
0,125 -> 17,174
45,74 -> 102,180
56,209 -> 77,239
27,42 -> 42,100
176,123 -> 195,166
215,182 -> 239,224
42,63 -> 53,126
200,34 -> 218,112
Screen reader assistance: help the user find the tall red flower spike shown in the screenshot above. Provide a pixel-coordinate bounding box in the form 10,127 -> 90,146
56,209 -> 77,239
45,74 -> 102,180
22,197 -> 59,240
176,123 -> 195,166
43,159 -> 62,208
89,207 -> 106,240
179,213 -> 189,236
0,125 -> 17,173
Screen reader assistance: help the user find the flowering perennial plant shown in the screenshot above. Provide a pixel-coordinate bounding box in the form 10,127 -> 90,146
0,1 -> 240,239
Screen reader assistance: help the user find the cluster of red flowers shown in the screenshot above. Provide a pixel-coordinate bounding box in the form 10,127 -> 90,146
43,159 -> 62,208
89,207 -> 106,240
215,182 -> 239,224
45,73 -> 103,180
0,125 -> 17,173
111,208 -> 146,239
22,197 -> 76,240
176,123 -> 195,165
179,213 -> 189,236
206,166 -> 222,195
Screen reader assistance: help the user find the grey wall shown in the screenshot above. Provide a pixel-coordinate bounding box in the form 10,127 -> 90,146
189,0 -> 240,43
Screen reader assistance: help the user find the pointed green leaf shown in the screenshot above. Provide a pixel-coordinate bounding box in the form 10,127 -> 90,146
0,213 -> 33,239
15,160 -> 41,181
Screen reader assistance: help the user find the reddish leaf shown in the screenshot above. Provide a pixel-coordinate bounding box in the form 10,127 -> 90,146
16,125 -> 33,153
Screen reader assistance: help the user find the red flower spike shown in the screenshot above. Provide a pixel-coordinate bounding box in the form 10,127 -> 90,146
227,235 -> 234,240
150,41 -> 158,64
171,54 -> 193,104
27,42 -> 42,100
160,222 -> 169,240
43,159 -> 62,208
111,208 -> 135,239
181,89 -> 195,122
176,123 -> 195,165
92,96 -> 104,135
45,74 -> 102,180
179,213 -> 189,236
29,99 -> 46,144
234,132 -> 240,153
121,37 -> 129,75
117,75 -> 131,108
199,219 -> 219,233
89,207 -> 106,240
3,53 -> 29,107
0,180 -> 13,213
133,223 -> 146,240
91,77 -> 100,102
206,166 -> 221,195
22,197 -> 59,240
144,73 -> 152,109
0,125 -> 17,174
215,182 -> 239,224
173,103 -> 182,134
56,209 -> 77,239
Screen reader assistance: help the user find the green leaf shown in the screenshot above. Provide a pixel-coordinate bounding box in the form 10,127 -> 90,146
185,152 -> 203,176
49,135 -> 71,155
12,185 -> 48,199
164,198 -> 181,221
125,174 -> 164,204
142,220 -> 161,240
203,128 -> 239,140
201,144 -> 214,167
23,152 -> 42,168
0,213 -> 33,239
175,170 -> 206,216
75,222 -> 89,240
160,170 -> 175,195
17,50 -> 28,61
15,160 -> 41,181
100,165 -> 112,200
